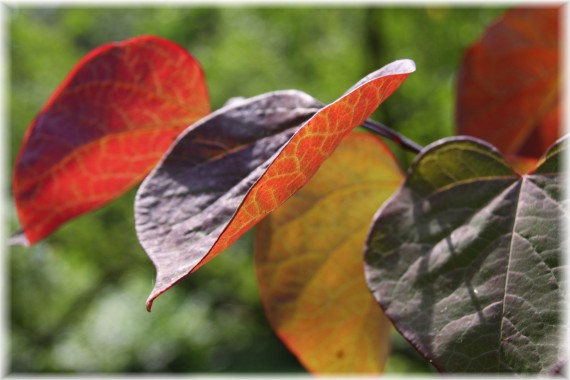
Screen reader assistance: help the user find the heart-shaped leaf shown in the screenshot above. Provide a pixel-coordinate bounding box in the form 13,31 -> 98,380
255,132 -> 402,373
13,35 -> 210,245
456,7 -> 560,161
364,136 -> 567,373
135,59 -> 415,310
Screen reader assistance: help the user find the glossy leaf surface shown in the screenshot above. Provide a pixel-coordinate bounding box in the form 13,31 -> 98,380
135,59 -> 415,310
364,136 -> 567,373
456,7 -> 560,159
255,132 -> 402,373
13,35 -> 210,245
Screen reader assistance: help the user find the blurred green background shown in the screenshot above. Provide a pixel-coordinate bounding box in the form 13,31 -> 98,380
7,5 -> 506,374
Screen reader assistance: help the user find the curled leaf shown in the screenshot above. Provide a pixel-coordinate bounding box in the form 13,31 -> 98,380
255,132 -> 402,373
13,35 -> 210,245
364,136 -> 567,373
135,59 -> 416,310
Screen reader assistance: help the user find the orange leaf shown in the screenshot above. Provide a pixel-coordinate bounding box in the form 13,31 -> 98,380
255,132 -> 403,373
505,154 -> 540,175
13,35 -> 210,245
135,60 -> 415,310
456,7 -> 560,158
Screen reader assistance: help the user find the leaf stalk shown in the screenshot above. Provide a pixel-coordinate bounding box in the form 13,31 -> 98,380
362,119 -> 423,154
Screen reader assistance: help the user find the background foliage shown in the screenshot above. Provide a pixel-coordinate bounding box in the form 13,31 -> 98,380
8,5 -> 505,373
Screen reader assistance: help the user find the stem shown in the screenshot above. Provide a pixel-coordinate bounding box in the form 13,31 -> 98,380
362,119 -> 423,154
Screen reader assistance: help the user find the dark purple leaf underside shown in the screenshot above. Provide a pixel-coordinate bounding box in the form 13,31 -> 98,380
135,60 -> 415,310
135,90 -> 322,306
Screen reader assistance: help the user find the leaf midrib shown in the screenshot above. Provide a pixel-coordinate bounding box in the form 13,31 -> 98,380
498,175 -> 523,369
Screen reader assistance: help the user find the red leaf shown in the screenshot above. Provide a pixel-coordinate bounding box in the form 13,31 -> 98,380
456,7 -> 560,160
135,60 -> 415,311
13,35 -> 210,245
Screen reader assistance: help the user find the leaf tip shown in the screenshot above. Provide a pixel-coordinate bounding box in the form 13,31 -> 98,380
146,276 -> 172,312
8,229 -> 30,247
398,58 -> 416,73
344,58 -> 417,95
146,285 -> 165,312
145,297 -> 154,312
146,286 -> 164,312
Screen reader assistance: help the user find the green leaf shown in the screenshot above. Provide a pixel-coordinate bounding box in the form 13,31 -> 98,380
364,136 -> 567,373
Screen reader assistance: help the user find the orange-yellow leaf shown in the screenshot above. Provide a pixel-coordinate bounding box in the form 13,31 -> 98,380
255,132 -> 403,374
505,154 -> 541,175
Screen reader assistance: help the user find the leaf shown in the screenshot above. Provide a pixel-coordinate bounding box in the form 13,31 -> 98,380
504,154 -> 540,176
456,7 -> 560,160
255,132 -> 403,373
12,35 -> 210,246
135,59 -> 415,310
364,136 -> 567,373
